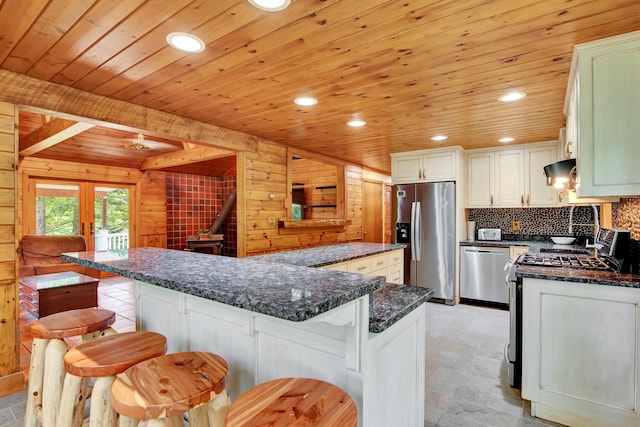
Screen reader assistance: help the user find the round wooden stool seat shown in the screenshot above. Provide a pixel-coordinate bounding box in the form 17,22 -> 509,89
58,331 -> 167,427
29,308 -> 116,339
25,308 -> 117,427
225,378 -> 358,426
111,352 -> 231,426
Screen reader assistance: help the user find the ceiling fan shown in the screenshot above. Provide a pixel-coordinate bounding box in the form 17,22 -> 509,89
123,133 -> 178,151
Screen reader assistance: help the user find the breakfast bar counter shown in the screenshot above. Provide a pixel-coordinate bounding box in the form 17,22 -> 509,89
62,246 -> 426,427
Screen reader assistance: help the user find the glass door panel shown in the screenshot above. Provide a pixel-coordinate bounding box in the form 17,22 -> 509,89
31,180 -> 132,251
93,185 -> 130,251
35,181 -> 81,235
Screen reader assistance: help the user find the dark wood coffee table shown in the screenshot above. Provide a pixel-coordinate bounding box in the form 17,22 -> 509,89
19,271 -> 99,318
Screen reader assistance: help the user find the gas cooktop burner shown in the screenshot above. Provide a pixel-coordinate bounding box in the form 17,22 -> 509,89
517,253 -> 614,271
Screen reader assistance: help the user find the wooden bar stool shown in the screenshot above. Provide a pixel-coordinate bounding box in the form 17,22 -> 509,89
57,331 -> 167,427
225,377 -> 358,426
111,351 -> 231,427
25,308 -> 117,427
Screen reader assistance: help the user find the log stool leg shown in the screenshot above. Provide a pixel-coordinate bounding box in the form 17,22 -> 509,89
58,331 -> 167,427
82,326 -> 117,342
205,390 -> 231,426
111,352 -> 229,427
90,376 -> 118,427
25,338 -> 49,427
26,308 -> 117,427
42,338 -> 68,425
57,373 -> 90,427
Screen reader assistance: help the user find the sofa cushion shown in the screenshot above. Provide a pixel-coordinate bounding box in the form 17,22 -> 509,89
20,235 -> 87,264
19,235 -> 98,278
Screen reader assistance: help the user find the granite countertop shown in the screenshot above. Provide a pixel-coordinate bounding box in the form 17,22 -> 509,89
251,242 -> 432,333
369,284 -> 434,333
61,247 -> 385,322
516,265 -> 640,289
250,242 -> 407,267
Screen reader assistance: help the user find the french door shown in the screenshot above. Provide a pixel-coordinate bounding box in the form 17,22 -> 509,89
28,179 -> 132,251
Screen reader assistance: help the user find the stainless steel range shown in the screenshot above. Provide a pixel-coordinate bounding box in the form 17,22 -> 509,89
504,228 -> 631,388
517,252 -> 618,271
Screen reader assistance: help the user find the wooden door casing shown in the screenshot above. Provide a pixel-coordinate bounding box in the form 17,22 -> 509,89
363,180 -> 383,243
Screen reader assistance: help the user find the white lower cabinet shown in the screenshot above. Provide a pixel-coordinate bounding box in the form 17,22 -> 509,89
522,278 -> 640,426
323,249 -> 404,284
136,280 -> 425,427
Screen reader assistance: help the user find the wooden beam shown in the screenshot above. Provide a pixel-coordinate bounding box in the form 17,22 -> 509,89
20,118 -> 95,156
0,69 -> 257,153
289,146 -> 356,167
140,146 -> 234,170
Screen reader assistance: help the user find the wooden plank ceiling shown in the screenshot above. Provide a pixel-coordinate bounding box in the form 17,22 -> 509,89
2,0 -> 640,175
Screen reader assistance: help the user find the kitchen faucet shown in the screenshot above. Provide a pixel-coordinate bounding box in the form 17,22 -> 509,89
568,204 -> 600,248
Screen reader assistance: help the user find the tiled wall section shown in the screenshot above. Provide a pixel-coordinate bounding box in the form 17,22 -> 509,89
166,173 -> 237,257
468,205 -> 599,238
614,197 -> 640,240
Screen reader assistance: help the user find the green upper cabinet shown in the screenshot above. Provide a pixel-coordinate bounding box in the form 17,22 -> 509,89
567,30 -> 640,197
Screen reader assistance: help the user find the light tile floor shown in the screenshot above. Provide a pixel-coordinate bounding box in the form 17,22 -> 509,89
1,284 -> 564,427
425,302 -> 564,426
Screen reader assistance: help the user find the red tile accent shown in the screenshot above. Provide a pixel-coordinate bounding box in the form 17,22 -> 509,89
166,173 -> 237,256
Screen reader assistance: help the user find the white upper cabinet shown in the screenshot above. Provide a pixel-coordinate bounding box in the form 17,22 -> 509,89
524,144 -> 559,206
566,30 -> 640,197
391,147 -> 463,184
493,149 -> 525,207
466,152 -> 493,206
466,142 -> 559,208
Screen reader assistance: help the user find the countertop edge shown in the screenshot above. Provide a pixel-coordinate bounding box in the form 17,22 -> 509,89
368,284 -> 434,333
249,242 -> 407,268
517,268 -> 640,288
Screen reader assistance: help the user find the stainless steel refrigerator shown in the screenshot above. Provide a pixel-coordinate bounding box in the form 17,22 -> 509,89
393,182 -> 455,304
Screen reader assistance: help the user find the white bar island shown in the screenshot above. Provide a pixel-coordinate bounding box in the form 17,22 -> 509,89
63,244 -> 432,427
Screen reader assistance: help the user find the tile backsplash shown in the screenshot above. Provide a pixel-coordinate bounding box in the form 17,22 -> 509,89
468,205 -> 599,239
614,197 -> 640,240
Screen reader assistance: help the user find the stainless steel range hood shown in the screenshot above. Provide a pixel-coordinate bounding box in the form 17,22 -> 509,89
543,158 -> 576,188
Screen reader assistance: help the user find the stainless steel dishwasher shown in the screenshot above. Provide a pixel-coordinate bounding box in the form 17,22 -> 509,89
460,246 -> 510,304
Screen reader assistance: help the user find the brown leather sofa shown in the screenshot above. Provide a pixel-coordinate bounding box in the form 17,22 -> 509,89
18,235 -> 100,278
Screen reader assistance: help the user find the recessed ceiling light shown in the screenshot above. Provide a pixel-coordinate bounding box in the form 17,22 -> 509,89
166,32 -> 205,53
248,0 -> 291,11
499,137 -> 515,143
294,96 -> 318,106
431,135 -> 448,141
347,119 -> 366,127
498,91 -> 526,102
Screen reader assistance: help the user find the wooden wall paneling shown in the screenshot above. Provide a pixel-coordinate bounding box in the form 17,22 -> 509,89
241,142 -> 288,256
345,165 -> 364,239
0,101 -> 23,397
236,152 -> 247,258
137,170 -> 167,248
291,158 -> 339,220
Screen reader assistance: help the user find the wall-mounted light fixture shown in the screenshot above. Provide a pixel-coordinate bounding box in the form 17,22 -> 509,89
543,158 -> 576,189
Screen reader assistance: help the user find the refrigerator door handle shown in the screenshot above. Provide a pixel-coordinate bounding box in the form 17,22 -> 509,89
410,202 -> 417,261
414,201 -> 422,261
